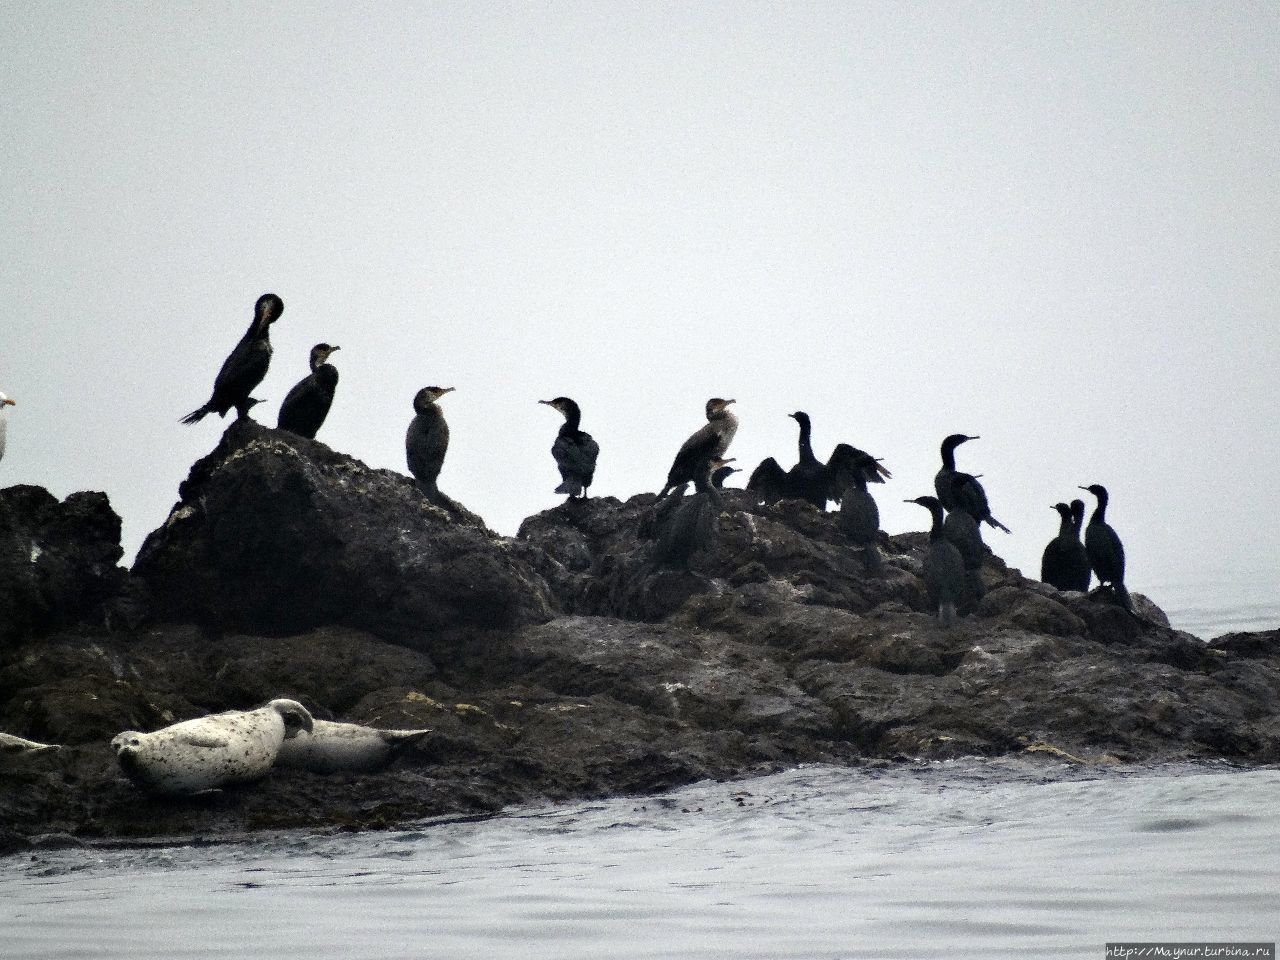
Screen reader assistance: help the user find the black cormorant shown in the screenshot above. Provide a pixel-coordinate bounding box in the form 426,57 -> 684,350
1079,484 -> 1131,610
837,447 -> 884,574
277,343 -> 340,439
406,386 -> 454,506
539,397 -> 600,499
659,398 -> 737,497
748,414 -> 890,508
905,495 -> 968,627
934,434 -> 1010,533
711,461 -> 741,489
653,456 -> 733,569
941,481 -> 987,602
1041,501 -> 1091,592
182,293 -> 283,424
0,392 -> 14,465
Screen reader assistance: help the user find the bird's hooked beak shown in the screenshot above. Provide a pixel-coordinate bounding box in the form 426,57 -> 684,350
327,345 -> 341,354
439,387 -> 456,397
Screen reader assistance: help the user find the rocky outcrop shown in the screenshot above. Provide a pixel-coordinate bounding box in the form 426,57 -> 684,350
0,486 -> 127,648
132,420 -> 554,648
2,421 -> 1279,852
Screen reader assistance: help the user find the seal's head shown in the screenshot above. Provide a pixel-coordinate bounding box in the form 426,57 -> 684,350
268,699 -> 315,739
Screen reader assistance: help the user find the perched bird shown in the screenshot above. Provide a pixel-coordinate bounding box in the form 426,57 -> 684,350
277,343 -> 340,439
653,456 -> 733,569
747,413 -> 890,509
905,495 -> 968,627
1041,500 -> 1091,592
539,397 -> 600,499
111,699 -> 313,796
711,462 -> 741,489
837,447 -> 885,574
1079,484 -> 1131,610
659,398 -> 738,497
0,391 -> 15,465
934,434 -> 1010,533
406,386 -> 455,505
941,481 -> 987,602
182,293 -> 284,424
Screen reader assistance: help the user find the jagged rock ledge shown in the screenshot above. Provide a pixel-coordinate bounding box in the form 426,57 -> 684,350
1,421 -> 1278,854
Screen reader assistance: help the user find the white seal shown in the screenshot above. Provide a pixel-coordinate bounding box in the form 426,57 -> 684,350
0,731 -> 61,761
111,698 -> 314,795
275,720 -> 430,773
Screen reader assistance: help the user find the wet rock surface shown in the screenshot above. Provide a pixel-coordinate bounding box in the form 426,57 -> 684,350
3,422 -> 1279,854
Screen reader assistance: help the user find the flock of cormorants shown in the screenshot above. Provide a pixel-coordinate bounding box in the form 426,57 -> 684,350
173,293 -> 1133,626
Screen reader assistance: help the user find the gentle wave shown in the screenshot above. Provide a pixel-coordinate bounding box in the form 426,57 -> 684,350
4,761 -> 1278,959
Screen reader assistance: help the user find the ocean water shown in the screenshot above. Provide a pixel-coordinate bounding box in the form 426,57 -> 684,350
4,761 -> 1277,959
1145,567 -> 1280,641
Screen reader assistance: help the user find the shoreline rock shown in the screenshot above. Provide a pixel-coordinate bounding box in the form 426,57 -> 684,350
3,422 -> 1279,854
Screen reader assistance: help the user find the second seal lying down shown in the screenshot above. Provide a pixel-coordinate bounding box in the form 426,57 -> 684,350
275,720 -> 432,773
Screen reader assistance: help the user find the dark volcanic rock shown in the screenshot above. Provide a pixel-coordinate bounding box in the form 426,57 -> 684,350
3,444 -> 1280,853
133,420 -> 554,645
0,486 -> 126,647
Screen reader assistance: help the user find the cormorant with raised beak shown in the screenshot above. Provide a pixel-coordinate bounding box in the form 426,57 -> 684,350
182,293 -> 283,424
1080,484 -> 1131,610
905,495 -> 968,627
659,398 -> 737,497
539,397 -> 600,499
277,343 -> 340,439
934,433 -> 1010,533
406,386 -> 455,506
1041,500 -> 1091,592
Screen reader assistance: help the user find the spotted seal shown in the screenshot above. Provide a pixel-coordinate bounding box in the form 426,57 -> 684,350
275,720 -> 430,773
111,698 -> 313,795
0,731 -> 61,761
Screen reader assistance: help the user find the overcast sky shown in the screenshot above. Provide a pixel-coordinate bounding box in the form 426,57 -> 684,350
3,2 -> 1277,615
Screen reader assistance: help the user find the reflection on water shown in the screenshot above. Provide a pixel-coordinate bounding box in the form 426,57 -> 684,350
4,761 -> 1278,959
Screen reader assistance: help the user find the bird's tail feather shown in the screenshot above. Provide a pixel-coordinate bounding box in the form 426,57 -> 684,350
555,480 -> 584,497
180,406 -> 210,425
986,516 -> 1012,534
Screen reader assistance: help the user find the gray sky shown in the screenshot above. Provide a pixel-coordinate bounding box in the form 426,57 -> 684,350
3,2 -> 1277,608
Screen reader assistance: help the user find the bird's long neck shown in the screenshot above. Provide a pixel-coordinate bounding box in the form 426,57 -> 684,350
1091,492 -> 1108,524
940,440 -> 959,471
796,418 -> 817,465
1057,510 -> 1074,538
249,313 -> 272,341
561,404 -> 582,433
927,502 -> 946,539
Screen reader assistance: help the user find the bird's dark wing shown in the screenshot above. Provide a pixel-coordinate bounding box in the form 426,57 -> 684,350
406,413 -> 449,485
210,336 -> 272,415
746,457 -> 788,501
664,423 -> 719,490
826,444 -> 889,501
951,471 -> 1011,533
553,431 -> 599,487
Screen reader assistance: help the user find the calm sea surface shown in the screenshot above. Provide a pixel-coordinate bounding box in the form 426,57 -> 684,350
4,760 -> 1277,960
